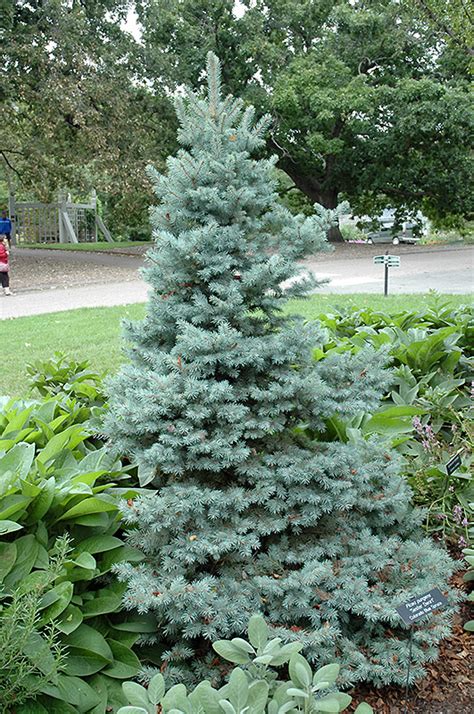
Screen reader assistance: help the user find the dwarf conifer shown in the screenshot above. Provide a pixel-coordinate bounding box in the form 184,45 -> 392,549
106,54 -> 455,687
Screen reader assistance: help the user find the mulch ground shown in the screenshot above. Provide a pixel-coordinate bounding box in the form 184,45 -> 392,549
348,571 -> 473,713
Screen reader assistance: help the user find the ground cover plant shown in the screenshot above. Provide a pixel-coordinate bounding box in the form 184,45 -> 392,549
116,615 -> 373,714
0,367 -> 155,713
1,294 -> 470,398
105,54 -> 458,689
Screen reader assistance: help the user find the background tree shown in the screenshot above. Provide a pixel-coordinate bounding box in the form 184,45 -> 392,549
0,0 -> 175,237
136,0 -> 474,240
106,54 -> 455,687
413,0 -> 474,57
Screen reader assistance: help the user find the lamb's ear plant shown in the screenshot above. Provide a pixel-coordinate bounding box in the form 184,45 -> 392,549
117,615 -> 374,714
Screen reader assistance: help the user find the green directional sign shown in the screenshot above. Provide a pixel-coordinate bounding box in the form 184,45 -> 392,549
373,254 -> 400,266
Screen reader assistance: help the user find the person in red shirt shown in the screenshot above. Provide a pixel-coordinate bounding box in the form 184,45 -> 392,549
0,235 -> 12,295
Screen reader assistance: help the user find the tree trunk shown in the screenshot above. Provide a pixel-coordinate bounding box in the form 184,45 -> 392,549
326,224 -> 344,243
275,156 -> 344,242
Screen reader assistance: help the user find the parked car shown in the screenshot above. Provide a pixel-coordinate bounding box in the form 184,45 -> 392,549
366,223 -> 420,245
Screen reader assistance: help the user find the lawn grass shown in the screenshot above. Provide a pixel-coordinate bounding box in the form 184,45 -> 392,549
16,241 -> 152,251
1,292 -> 471,397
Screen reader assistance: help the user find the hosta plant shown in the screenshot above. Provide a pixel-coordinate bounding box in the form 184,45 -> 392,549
117,616 -> 373,714
314,300 -> 473,545
0,393 -> 152,713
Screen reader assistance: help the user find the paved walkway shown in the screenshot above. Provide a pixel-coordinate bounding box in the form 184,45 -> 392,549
0,281 -> 149,319
1,244 -> 472,319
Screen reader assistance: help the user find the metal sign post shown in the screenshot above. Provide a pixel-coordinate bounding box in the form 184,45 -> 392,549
396,587 -> 448,714
373,252 -> 400,295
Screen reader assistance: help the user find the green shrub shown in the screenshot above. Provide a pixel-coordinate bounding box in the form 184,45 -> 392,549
0,384 -> 154,713
117,615 -> 373,714
27,352 -> 106,406
314,299 -> 473,545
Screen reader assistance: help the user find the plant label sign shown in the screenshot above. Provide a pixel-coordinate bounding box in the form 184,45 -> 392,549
373,254 -> 400,267
396,588 -> 448,625
446,452 -> 462,475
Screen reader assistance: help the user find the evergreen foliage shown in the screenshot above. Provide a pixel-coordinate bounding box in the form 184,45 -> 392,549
106,54 -> 456,687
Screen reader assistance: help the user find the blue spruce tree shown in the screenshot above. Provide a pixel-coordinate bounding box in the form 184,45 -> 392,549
106,54 -> 456,687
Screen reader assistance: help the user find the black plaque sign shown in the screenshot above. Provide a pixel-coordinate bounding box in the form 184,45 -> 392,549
396,587 -> 448,625
446,452 -> 462,476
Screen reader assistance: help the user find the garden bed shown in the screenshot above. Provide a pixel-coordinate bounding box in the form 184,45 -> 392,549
349,573 -> 473,713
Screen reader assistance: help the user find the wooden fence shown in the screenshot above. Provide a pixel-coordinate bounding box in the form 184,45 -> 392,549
8,192 -> 113,245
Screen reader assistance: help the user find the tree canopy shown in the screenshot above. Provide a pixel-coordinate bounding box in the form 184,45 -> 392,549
0,0 -> 175,235
136,0 -> 473,237
2,0 -> 473,238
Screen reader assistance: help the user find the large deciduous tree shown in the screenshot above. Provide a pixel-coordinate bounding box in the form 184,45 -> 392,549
136,0 -> 474,240
0,0 -> 175,236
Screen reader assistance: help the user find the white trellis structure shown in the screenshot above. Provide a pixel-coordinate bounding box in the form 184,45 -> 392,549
8,191 -> 113,245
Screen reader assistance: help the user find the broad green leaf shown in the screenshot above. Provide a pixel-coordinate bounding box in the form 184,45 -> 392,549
57,496 -> 117,521
63,624 -> 113,662
334,692 -> 352,708
193,681 -> 221,714
213,640 -> 251,664
75,534 -> 123,554
122,682 -> 150,708
219,700 -> 237,714
15,702 -> 49,714
0,494 -> 32,520
230,637 -> 255,653
313,664 -> 340,685
83,592 -> 122,618
39,582 -> 74,623
64,651 -> 108,676
287,688 -> 308,698
313,696 -> 340,712
26,478 -> 56,523
112,614 -> 157,633
161,683 -> 190,712
4,534 -> 39,588
289,654 -> 312,690
102,639 -> 141,679
37,425 -> 87,465
41,675 -> 101,712
226,667 -> 248,711
99,545 -> 144,573
57,604 -> 83,634
248,614 -> 268,649
148,673 -> 166,705
354,704 -> 374,714
269,642 -> 303,666
247,681 -> 269,711
71,552 -> 97,570
0,541 -> 17,582
0,519 -> 23,534
22,631 -> 56,675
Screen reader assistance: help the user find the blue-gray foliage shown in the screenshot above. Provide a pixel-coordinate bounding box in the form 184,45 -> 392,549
106,53 -> 456,688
